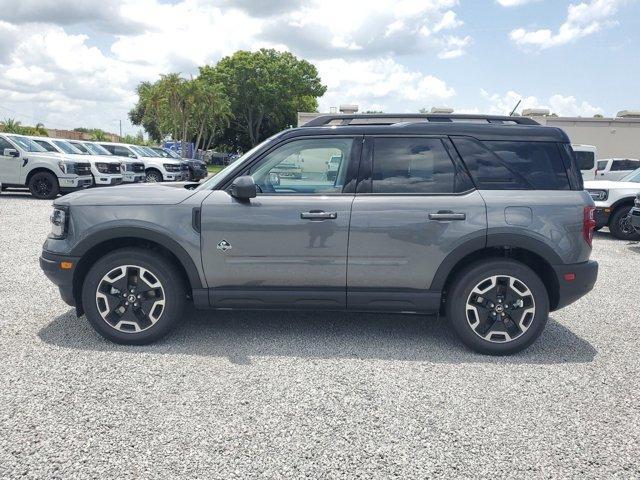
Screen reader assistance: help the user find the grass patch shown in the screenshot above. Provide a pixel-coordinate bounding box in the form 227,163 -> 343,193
206,164 -> 225,174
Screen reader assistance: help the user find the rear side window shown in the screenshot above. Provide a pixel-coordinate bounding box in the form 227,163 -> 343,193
574,151 -> 594,170
611,159 -> 640,171
371,137 -> 469,193
452,138 -> 571,190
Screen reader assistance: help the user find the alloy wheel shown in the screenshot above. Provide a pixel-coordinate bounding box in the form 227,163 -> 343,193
465,275 -> 536,343
95,265 -> 166,333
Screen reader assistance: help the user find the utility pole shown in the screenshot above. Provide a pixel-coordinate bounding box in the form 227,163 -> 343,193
119,120 -> 122,139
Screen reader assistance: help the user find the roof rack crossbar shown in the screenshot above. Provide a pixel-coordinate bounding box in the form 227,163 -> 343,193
302,113 -> 539,127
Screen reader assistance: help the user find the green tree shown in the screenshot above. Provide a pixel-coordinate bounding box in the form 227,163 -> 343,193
91,129 -> 109,141
2,118 -> 22,133
199,49 -> 326,150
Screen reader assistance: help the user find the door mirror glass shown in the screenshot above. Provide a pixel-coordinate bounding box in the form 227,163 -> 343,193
230,175 -> 257,200
4,148 -> 19,158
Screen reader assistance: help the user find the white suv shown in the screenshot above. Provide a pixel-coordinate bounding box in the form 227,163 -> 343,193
68,141 -> 146,184
0,133 -> 92,199
98,142 -> 183,182
585,167 -> 640,240
29,137 -> 123,187
596,158 -> 640,181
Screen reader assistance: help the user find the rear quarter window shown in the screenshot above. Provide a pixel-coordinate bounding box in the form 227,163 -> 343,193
452,137 -> 571,190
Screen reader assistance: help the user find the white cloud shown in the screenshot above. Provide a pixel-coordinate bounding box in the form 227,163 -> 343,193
510,0 -> 626,49
316,58 -> 455,112
438,35 -> 472,59
496,0 -> 540,6
480,89 -> 604,116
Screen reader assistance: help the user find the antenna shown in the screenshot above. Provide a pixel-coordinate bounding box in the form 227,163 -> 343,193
509,99 -> 522,116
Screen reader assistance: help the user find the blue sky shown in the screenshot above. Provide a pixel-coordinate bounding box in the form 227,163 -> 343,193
0,0 -> 637,135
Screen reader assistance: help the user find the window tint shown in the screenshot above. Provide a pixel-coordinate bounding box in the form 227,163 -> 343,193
483,141 -> 570,190
113,146 -> 134,158
250,138 -> 354,194
451,137 -> 530,190
597,160 -> 608,171
611,159 -> 640,171
372,137 -> 461,193
574,151 -> 594,170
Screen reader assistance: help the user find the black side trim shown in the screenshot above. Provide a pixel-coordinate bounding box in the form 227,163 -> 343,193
552,261 -> 598,311
430,235 -> 487,291
347,289 -> 441,313
70,227 -> 204,289
192,207 -> 201,233
209,287 -> 344,310
40,251 -> 80,308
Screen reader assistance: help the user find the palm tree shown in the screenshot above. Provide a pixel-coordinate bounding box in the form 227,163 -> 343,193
2,118 -> 22,133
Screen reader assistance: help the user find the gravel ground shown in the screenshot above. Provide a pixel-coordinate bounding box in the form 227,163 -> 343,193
0,192 -> 639,479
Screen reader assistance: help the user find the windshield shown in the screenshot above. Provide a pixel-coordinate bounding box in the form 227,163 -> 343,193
164,148 -> 181,159
195,131 -> 286,191
142,146 -> 161,157
52,140 -> 84,155
150,147 -> 170,158
10,136 -> 47,152
83,142 -> 112,156
620,168 -> 640,183
130,145 -> 152,157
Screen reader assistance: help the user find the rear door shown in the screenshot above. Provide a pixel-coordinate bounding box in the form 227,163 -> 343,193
346,136 -> 487,312
201,135 -> 361,309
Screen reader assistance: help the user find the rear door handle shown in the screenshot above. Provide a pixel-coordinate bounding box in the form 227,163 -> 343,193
300,211 -> 337,220
428,211 -> 466,221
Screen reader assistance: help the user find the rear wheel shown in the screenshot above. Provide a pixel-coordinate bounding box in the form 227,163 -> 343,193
446,259 -> 549,355
609,206 -> 640,240
28,171 -> 59,199
145,169 -> 163,183
81,248 -> 186,344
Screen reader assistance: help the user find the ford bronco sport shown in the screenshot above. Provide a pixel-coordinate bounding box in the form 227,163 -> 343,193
40,114 -> 598,355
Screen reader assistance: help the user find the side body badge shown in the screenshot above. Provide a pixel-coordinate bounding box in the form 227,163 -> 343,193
217,239 -> 232,252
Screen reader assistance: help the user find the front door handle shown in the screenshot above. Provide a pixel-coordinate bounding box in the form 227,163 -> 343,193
300,211 -> 337,220
428,211 -> 466,221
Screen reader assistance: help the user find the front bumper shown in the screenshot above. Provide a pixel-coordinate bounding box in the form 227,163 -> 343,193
630,207 -> 640,232
59,175 -> 93,191
163,172 -> 185,181
122,172 -> 146,183
39,250 -> 81,308
594,206 -> 612,229
552,260 -> 598,311
93,175 -> 123,186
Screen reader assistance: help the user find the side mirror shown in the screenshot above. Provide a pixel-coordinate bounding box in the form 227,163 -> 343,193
4,148 -> 19,158
229,175 -> 257,201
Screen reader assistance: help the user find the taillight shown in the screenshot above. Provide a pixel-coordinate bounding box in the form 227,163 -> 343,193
583,206 -> 596,247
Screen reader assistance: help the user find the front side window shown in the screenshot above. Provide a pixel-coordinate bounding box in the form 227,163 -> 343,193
113,146 -> 135,158
84,143 -> 111,155
52,140 -> 82,155
0,137 -> 14,153
371,137 -> 462,194
10,136 -> 46,152
33,140 -> 58,152
249,138 -> 354,194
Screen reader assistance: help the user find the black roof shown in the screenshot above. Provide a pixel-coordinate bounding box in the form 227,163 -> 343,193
289,114 -> 570,143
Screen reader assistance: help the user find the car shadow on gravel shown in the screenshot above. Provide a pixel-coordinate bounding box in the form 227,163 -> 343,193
38,307 -> 596,365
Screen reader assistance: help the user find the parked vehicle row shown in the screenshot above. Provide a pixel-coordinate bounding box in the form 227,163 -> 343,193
0,134 -> 207,199
572,144 -> 640,181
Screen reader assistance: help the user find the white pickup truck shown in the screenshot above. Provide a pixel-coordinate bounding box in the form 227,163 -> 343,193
585,168 -> 640,240
0,133 -> 93,199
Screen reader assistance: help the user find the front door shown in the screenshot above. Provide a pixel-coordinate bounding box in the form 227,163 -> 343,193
347,136 -> 487,312
201,136 -> 361,309
0,136 -> 22,184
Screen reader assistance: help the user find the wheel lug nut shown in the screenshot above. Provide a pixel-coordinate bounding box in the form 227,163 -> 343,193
137,294 -> 141,298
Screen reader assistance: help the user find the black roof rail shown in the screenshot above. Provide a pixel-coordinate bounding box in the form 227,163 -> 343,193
302,113 -> 539,127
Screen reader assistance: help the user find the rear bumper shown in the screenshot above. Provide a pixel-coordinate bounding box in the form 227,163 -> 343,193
39,250 -> 80,308
631,207 -> 640,232
552,260 -> 598,311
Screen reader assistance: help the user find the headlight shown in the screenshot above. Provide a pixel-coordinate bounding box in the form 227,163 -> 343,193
163,164 -> 180,172
120,163 -> 126,173
587,189 -> 608,201
58,161 -> 75,174
49,206 -> 68,239
635,195 -> 640,208
96,162 -> 109,173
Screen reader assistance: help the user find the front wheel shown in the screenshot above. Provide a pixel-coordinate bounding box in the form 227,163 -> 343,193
81,248 -> 186,344
609,206 -> 640,240
28,171 -> 60,199
446,259 -> 549,355
145,169 -> 163,183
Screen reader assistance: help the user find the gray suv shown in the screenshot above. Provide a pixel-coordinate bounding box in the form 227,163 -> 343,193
40,114 -> 598,355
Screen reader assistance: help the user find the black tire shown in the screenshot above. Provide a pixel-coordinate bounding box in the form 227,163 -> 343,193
28,171 -> 60,199
81,247 -> 186,345
609,206 -> 640,240
145,169 -> 163,183
445,259 -> 549,355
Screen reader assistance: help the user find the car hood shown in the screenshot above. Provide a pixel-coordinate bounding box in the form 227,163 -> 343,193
54,183 -> 197,206
584,180 -> 640,190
